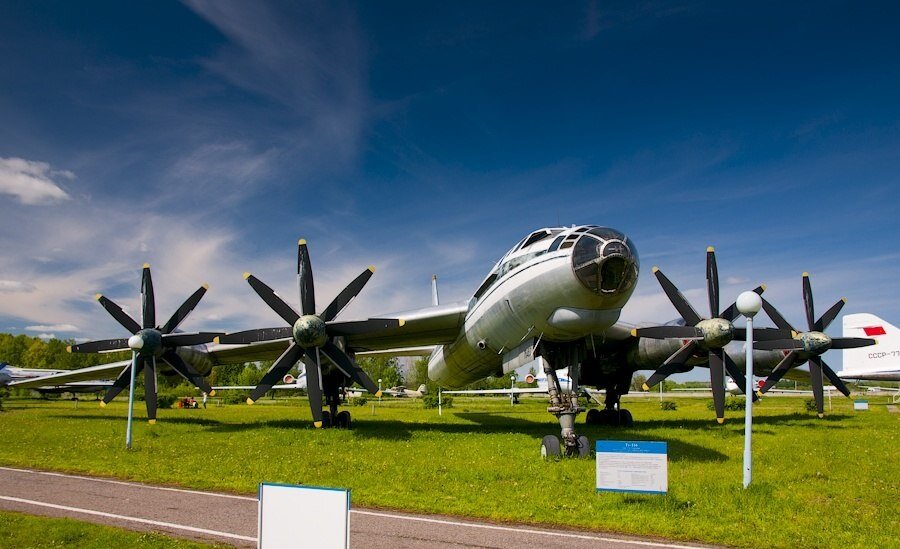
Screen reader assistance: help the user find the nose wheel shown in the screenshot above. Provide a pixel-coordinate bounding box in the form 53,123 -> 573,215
540,359 -> 592,459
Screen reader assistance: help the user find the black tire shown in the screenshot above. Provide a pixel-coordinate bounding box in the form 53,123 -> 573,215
576,435 -> 591,458
336,410 -> 352,429
321,411 -> 332,428
617,409 -> 634,427
585,408 -> 601,425
540,435 -> 561,459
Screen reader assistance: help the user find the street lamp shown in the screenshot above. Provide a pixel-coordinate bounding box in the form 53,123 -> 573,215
509,373 -> 517,406
736,290 -> 762,489
378,378 -> 382,402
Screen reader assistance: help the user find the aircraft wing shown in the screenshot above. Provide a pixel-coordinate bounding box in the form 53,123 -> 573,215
211,384 -> 302,391
7,360 -> 128,390
442,387 -> 551,395
206,302 -> 468,365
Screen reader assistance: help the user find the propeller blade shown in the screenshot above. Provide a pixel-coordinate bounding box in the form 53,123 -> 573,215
758,351 -> 798,395
248,343 -> 304,403
706,247 -> 719,318
96,295 -> 141,334
760,297 -> 797,332
161,349 -> 214,395
808,357 -> 825,417
320,340 -> 380,394
326,318 -> 403,337
755,339 -> 805,351
819,358 -> 852,397
720,285 -> 765,322
644,341 -> 697,389
633,325 -> 703,340
141,264 -> 155,329
829,337 -> 877,349
68,338 -> 130,353
722,350 -> 759,402
305,351 -> 324,427
653,267 -> 702,326
298,240 -> 315,316
732,327 -> 794,342
708,349 -> 726,423
102,360 -> 142,404
144,357 -> 158,423
244,273 -> 300,326
160,285 -> 209,334
216,327 -> 293,345
321,267 -> 375,322
802,273 -> 815,331
814,298 -> 845,332
161,332 -> 223,347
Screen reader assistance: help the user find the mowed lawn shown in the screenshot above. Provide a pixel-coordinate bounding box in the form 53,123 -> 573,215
0,394 -> 896,548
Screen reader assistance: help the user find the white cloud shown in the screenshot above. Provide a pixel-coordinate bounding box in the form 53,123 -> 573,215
0,280 -> 36,293
35,333 -> 56,340
0,157 -> 72,205
25,324 -> 80,332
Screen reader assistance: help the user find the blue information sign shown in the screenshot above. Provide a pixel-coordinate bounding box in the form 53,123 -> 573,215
595,440 -> 668,494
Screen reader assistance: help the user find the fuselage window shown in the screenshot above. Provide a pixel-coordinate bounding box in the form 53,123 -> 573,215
548,235 -> 566,252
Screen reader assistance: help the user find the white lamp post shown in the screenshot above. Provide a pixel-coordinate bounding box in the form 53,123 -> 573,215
378,378 -> 382,402
509,373 -> 516,406
736,290 -> 762,489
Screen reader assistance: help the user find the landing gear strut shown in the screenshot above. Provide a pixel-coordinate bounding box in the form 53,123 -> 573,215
540,358 -> 590,458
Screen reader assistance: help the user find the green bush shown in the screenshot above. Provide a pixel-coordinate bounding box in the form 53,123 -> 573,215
223,392 -> 250,405
156,394 -> 178,409
706,397 -> 745,411
659,400 -> 678,411
804,398 -> 818,412
351,396 -> 368,406
422,394 -> 452,409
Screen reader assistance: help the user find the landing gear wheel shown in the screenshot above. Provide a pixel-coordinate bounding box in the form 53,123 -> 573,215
540,435 -> 561,459
321,411 -> 332,428
585,408 -> 601,425
617,409 -> 634,427
576,435 -> 591,458
336,410 -> 352,429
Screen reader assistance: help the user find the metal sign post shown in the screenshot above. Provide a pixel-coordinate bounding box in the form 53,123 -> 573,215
125,352 -> 138,449
736,291 -> 761,489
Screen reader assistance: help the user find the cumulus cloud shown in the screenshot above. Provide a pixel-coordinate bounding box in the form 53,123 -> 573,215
0,157 -> 72,205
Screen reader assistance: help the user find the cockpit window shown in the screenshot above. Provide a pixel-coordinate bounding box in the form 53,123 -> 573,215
518,230 -> 553,250
587,227 -> 626,241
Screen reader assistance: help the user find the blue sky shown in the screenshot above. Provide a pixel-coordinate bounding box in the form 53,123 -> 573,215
1,1 -> 899,374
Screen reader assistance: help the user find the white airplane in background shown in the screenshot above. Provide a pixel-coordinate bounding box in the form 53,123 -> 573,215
0,362 -> 113,395
211,371 -> 307,392
839,313 -> 900,382
10,227 -> 877,457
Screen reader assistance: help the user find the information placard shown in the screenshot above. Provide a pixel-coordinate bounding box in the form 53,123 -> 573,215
854,400 -> 869,411
596,440 -> 667,495
258,483 -> 350,548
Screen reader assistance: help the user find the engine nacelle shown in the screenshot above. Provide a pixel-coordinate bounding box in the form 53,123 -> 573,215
283,374 -> 295,385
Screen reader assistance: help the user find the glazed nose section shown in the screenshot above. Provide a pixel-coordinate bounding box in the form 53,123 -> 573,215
572,231 -> 639,295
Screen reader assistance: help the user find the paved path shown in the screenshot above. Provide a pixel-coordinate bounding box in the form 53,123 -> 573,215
0,466 -> 717,548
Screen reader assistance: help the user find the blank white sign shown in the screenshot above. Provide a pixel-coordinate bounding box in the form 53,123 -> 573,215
258,483 -> 350,548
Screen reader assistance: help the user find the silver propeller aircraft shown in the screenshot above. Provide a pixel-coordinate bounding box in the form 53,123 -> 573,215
10,225 -> 876,457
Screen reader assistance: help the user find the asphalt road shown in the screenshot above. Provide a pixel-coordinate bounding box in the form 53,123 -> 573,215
0,466 -> 718,548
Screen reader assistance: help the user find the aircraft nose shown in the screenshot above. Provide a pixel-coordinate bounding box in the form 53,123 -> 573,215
572,228 -> 639,295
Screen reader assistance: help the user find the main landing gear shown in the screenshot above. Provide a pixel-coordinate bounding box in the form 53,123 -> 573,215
585,388 -> 633,427
320,373 -> 353,429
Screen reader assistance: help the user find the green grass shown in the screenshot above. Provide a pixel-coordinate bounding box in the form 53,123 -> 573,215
0,510 -> 219,548
1,395 -> 897,548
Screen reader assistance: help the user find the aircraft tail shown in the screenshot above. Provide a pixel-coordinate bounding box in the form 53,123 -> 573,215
842,313 -> 899,375
417,384 -> 427,395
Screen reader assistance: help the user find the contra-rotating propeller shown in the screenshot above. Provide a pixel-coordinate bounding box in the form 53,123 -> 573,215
632,247 -> 791,423
754,272 -> 876,417
68,264 -> 222,423
217,239 -> 401,427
